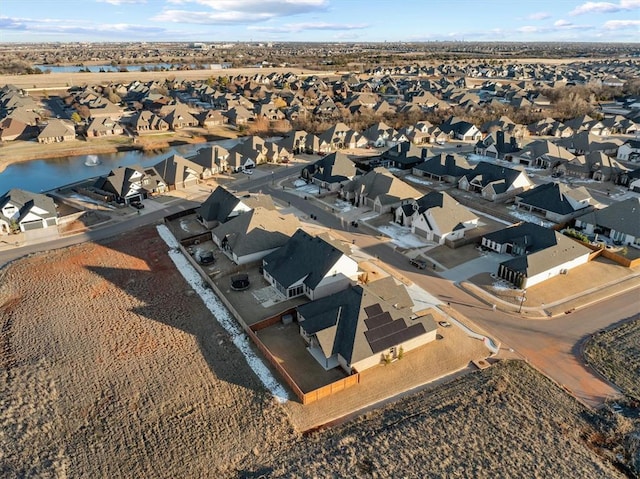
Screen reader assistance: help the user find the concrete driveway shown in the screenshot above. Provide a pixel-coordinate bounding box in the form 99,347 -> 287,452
439,251 -> 512,282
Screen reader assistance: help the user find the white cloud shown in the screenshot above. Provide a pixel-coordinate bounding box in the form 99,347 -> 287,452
0,15 -> 166,37
248,22 -> 368,33
97,0 -> 147,4
570,0 -> 640,15
517,25 -> 545,33
527,12 -> 551,20
154,0 -> 328,24
603,19 -> 640,28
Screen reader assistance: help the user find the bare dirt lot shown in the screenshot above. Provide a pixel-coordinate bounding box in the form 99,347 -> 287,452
1,226 -> 635,477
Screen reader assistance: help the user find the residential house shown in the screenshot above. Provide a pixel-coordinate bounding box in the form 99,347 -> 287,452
343,167 -> 422,213
196,186 -> 254,229
574,197 -> 640,247
616,139 -> 640,162
319,122 -> 366,151
131,110 -> 169,133
0,189 -> 58,234
474,131 -> 520,160
37,119 -> 76,144
379,143 -> 429,170
94,165 -> 166,204
224,105 -> 254,125
301,151 -> 358,191
153,154 -> 204,189
439,116 -> 482,142
160,103 -> 199,130
555,151 -> 628,182
211,207 -> 300,265
262,229 -> 359,300
196,109 -> 227,128
187,145 -> 230,176
85,117 -> 124,138
482,222 -> 592,288
362,121 -> 398,148
458,162 -> 533,201
0,117 -> 35,142
396,191 -> 478,244
555,131 -> 622,156
514,140 -> 575,168
296,277 -> 438,373
514,182 -> 595,224
412,153 -> 472,183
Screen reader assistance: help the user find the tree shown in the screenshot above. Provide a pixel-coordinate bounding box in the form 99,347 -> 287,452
70,112 -> 82,124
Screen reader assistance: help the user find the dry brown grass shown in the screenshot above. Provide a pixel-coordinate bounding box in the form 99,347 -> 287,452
244,361 -> 626,478
585,319 -> 640,401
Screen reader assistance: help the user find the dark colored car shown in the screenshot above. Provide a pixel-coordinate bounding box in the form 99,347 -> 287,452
130,201 -> 144,209
409,258 -> 427,269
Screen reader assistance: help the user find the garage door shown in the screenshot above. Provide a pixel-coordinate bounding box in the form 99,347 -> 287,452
21,220 -> 43,231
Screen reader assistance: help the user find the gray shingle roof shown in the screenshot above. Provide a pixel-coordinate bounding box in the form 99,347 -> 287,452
197,186 -> 241,223
516,182 -> 593,216
576,197 -> 640,238
262,229 -> 347,290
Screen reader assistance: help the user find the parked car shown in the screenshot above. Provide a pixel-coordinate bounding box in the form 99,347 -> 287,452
130,201 -> 144,209
438,320 -> 452,328
409,258 -> 427,269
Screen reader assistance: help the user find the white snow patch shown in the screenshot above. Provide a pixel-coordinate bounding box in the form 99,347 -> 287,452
378,223 -> 428,248
492,279 -> 514,291
156,225 -> 288,403
295,183 -> 320,195
179,219 -> 192,232
404,175 -> 433,186
467,208 -> 513,226
507,207 -> 554,228
333,199 -> 353,213
359,212 -> 381,221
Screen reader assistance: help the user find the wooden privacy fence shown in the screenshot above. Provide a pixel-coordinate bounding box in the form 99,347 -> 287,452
249,311 -> 360,405
302,374 -> 360,405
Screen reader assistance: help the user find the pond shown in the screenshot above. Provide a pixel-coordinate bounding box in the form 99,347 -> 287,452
33,63 -> 210,73
0,138 -> 241,194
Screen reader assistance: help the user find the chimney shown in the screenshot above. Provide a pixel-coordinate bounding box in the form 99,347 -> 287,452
497,130 -> 505,151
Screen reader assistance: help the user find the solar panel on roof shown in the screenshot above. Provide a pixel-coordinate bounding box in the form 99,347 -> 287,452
368,323 -> 427,353
365,318 -> 407,343
364,304 -> 383,318
364,311 -> 392,330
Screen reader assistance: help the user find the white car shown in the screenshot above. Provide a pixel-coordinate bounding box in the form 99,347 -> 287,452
242,169 -> 253,175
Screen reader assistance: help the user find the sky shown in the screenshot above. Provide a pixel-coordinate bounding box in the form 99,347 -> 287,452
0,0 -> 639,43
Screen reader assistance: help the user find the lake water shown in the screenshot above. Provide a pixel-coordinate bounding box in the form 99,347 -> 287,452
34,63 -> 209,73
0,138 -> 241,193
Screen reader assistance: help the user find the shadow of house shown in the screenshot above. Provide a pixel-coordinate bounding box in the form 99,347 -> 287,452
83,228 -> 268,395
